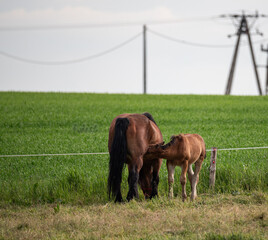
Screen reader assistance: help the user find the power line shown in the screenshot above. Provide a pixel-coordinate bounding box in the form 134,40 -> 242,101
148,28 -> 268,48
0,32 -> 142,65
0,16 -> 216,32
1,29 -> 267,66
148,28 -> 237,48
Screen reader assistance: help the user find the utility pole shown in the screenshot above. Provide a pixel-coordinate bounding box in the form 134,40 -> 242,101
143,25 -> 147,94
222,11 -> 266,95
261,44 -> 268,95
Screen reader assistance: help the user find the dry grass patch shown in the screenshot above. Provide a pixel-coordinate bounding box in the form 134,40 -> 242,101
0,193 -> 267,240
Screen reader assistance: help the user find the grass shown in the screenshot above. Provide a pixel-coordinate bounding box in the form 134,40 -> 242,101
0,193 -> 267,239
0,92 -> 267,205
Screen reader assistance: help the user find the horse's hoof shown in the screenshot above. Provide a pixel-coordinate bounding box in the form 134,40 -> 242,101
115,197 -> 123,203
182,195 -> 187,202
190,197 -> 196,201
149,194 -> 158,200
150,190 -> 158,199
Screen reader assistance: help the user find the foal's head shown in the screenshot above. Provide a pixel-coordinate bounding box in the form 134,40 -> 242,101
147,135 -> 183,151
145,142 -> 165,158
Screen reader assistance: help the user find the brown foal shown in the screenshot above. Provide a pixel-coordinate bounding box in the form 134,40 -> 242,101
146,134 -> 206,201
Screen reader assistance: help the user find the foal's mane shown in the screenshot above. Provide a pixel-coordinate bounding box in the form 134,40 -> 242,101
162,134 -> 182,150
161,136 -> 175,150
148,135 -> 180,151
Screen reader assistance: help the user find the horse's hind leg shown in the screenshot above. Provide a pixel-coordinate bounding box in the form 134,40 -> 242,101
127,160 -> 142,201
190,157 -> 204,201
115,191 -> 123,202
127,167 -> 139,201
187,164 -> 194,191
180,160 -> 188,202
150,158 -> 161,199
167,160 -> 175,198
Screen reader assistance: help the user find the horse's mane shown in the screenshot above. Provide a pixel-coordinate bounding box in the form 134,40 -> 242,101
142,112 -> 158,126
161,137 -> 174,150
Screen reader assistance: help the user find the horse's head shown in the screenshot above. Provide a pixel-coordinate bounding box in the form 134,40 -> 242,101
139,167 -> 153,199
141,185 -> 152,199
140,141 -> 165,198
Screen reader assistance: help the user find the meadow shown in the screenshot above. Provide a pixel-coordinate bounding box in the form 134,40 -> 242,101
0,92 -> 268,239
0,92 -> 267,205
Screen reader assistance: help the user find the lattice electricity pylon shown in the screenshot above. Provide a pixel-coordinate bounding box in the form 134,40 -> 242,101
221,11 -> 267,95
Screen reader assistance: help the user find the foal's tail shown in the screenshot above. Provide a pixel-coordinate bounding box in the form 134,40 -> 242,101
108,118 -> 129,202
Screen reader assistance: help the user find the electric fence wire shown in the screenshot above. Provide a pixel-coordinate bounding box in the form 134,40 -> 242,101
0,146 -> 267,158
0,32 -> 142,65
0,16 -> 216,31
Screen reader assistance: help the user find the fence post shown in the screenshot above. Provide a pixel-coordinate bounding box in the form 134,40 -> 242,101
209,147 -> 217,189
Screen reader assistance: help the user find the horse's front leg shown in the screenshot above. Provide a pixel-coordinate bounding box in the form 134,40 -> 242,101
191,157 -> 203,201
167,160 -> 175,198
180,160 -> 188,202
150,158 -> 162,199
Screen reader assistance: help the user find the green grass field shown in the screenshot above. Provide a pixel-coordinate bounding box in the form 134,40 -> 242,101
0,92 -> 267,205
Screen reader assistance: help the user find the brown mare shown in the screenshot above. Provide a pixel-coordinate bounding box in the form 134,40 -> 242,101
108,113 -> 163,202
146,134 -> 206,201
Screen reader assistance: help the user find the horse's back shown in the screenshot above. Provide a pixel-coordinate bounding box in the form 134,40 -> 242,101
109,113 -> 163,156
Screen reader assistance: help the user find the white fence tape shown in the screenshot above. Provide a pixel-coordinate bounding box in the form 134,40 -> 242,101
0,146 -> 267,158
206,146 -> 268,152
0,152 -> 109,158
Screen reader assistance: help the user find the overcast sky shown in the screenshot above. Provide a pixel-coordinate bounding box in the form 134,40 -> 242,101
0,0 -> 268,95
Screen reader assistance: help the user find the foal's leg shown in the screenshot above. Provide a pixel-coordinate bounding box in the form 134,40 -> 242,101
167,160 -> 175,198
190,157 -> 203,201
187,164 -> 194,191
180,160 -> 189,202
150,158 -> 161,199
127,159 -> 142,201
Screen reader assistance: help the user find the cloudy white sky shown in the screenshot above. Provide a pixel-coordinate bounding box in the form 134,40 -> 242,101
0,0 -> 268,95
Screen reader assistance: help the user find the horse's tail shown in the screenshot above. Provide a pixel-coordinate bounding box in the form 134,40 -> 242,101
108,117 -> 129,202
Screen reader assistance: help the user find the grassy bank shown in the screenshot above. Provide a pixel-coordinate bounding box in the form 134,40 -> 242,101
0,92 -> 267,205
0,193 -> 267,239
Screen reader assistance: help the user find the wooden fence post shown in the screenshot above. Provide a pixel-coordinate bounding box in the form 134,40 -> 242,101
209,147 -> 217,189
